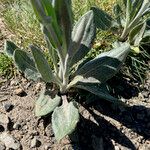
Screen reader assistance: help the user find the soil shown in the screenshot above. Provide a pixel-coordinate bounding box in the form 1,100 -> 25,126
0,18 -> 150,150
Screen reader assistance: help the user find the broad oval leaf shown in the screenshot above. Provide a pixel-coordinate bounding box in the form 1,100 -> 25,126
35,90 -> 61,117
52,102 -> 79,141
129,22 -> 146,45
69,10 -> 96,66
70,43 -> 130,86
14,49 -> 40,81
53,0 -> 73,50
4,41 -> 18,58
30,45 -> 54,83
75,83 -> 125,105
113,4 -> 123,26
91,6 -> 116,30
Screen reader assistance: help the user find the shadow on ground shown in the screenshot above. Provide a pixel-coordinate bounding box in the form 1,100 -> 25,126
72,76 -> 150,150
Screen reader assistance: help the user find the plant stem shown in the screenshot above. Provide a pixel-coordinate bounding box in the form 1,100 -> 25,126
61,95 -> 68,106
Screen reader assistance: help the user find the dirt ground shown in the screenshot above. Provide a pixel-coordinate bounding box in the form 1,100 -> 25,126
0,18 -> 150,150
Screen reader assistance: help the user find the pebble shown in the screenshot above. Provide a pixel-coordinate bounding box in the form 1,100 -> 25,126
142,92 -> 149,98
14,88 -> 26,97
0,113 -> 9,125
10,80 -> 17,86
0,132 -> 21,150
45,144 -> 51,150
35,83 -> 42,91
0,142 -> 5,150
30,137 -> 41,148
114,146 -> 120,150
13,123 -> 21,130
4,103 -> 14,112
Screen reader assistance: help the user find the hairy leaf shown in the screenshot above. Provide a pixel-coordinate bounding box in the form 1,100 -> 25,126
69,10 -> 96,66
129,22 -> 146,45
134,22 -> 146,46
113,4 -> 123,26
53,0 -> 73,51
14,49 -> 40,81
35,89 -> 61,117
91,6 -> 116,30
76,83 -> 125,105
30,45 -> 54,83
52,102 -> 79,141
70,43 -> 130,85
126,0 -> 132,24
31,0 -> 63,59
4,41 -> 18,58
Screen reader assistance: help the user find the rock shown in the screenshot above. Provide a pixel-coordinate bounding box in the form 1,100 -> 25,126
35,83 -> 42,91
13,123 -> 21,130
0,142 -> 5,150
142,92 -> 149,98
30,137 -> 41,148
14,88 -> 27,97
44,144 -> 51,150
0,132 -> 21,150
10,80 -> 17,86
0,114 -> 9,125
0,113 -> 9,131
114,146 -> 120,150
140,144 -> 150,150
4,103 -> 14,112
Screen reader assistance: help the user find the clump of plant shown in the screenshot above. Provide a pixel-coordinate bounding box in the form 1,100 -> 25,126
0,53 -> 14,78
92,0 -> 150,81
4,0 -> 130,141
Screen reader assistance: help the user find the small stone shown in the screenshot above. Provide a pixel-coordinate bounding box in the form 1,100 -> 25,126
10,80 -> 17,86
0,132 -> 21,150
35,83 -> 42,91
114,146 -> 120,150
138,93 -> 144,99
0,114 -> 9,125
14,88 -> 27,97
13,123 -> 21,130
0,113 -> 9,131
44,144 -> 51,150
0,142 -> 6,150
142,92 -> 149,98
4,103 -> 14,112
30,137 -> 41,148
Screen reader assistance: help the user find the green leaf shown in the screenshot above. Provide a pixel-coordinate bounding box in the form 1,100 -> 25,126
126,0 -> 142,21
134,22 -> 146,46
70,43 -> 130,85
14,49 -> 40,81
30,45 -> 54,83
129,22 -> 146,45
76,83 -> 125,105
35,89 -> 61,117
69,10 -> 96,66
91,6 -> 115,30
113,4 -> 123,26
125,0 -> 132,24
31,0 -> 63,58
4,41 -> 18,58
30,0 -> 48,23
52,102 -> 79,141
54,0 -> 73,51
41,0 -> 62,45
